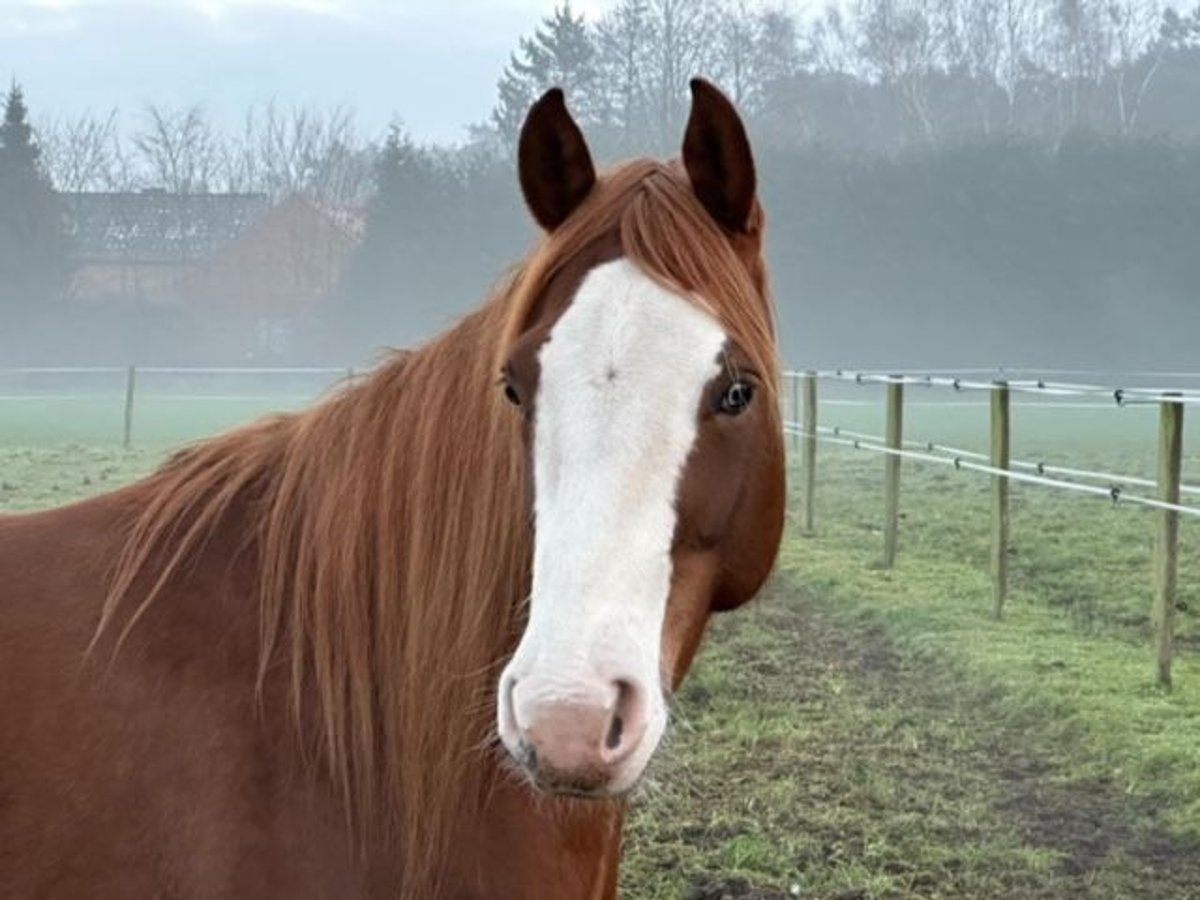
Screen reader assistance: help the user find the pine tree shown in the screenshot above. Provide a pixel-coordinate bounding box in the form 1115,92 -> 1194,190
0,84 -> 41,173
0,82 -> 68,333
340,125 -> 454,349
489,3 -> 599,151
492,60 -> 537,153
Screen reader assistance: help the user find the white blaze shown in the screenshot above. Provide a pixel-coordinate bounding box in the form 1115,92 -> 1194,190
499,257 -> 727,789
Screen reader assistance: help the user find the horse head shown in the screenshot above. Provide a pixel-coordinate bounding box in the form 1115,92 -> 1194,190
496,79 -> 786,798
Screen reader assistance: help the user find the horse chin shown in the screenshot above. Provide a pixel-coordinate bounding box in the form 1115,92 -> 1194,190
528,769 -> 641,802
503,747 -> 649,802
543,782 -> 630,802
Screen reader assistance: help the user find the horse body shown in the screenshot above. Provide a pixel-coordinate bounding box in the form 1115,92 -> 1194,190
0,80 -> 783,898
0,477 -> 365,897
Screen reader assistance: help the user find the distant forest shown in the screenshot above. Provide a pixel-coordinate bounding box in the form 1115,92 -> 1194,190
2,0 -> 1199,369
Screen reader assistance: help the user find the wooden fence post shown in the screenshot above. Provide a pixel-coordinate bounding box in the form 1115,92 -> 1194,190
882,379 -> 904,568
1153,397 -> 1184,689
802,371 -> 818,535
991,382 -> 1011,619
123,365 -> 136,449
790,372 -> 801,454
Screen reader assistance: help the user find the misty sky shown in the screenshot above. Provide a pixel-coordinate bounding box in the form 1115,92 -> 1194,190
2,0 -> 615,144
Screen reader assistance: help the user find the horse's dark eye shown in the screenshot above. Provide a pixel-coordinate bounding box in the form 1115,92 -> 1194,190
718,381 -> 754,415
503,382 -> 522,406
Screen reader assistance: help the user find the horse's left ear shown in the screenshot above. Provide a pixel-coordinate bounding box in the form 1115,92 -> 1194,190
518,88 -> 597,232
682,78 -> 756,234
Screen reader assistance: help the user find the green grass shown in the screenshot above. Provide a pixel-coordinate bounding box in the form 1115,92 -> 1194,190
0,393 -> 320,447
5,399 -> 1200,898
617,450 -> 1200,897
785,450 -> 1200,820
0,444 -> 161,512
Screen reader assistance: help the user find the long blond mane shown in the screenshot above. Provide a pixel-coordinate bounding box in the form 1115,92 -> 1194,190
100,158 -> 777,898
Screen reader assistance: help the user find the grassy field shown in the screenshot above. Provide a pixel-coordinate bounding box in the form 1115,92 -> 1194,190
0,370 -> 345,447
4,395 -> 1200,898
0,394 -> 318,447
622,451 -> 1200,898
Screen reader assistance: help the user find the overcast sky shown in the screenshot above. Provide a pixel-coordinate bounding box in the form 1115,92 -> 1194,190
1,0 -> 614,144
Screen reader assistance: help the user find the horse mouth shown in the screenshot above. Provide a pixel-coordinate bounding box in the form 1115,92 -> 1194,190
506,740 -> 640,800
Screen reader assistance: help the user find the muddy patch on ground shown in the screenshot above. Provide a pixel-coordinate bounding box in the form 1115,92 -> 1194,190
780,581 -> 1200,898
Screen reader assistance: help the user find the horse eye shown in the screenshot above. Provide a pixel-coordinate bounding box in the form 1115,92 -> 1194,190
718,381 -> 754,415
503,382 -> 522,406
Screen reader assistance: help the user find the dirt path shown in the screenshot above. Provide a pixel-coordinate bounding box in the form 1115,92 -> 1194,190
794,594 -> 1196,894
625,577 -> 1200,899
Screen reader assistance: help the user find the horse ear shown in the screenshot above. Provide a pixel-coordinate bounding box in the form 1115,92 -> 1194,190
682,78 -> 756,234
518,88 -> 596,232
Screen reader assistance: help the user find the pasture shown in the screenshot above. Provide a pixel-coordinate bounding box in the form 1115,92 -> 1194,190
3,387 -> 1200,898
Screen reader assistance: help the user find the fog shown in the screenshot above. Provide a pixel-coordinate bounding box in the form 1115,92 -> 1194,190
1,0 -> 1199,373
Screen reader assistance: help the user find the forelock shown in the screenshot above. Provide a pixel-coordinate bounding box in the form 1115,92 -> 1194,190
499,159 -> 777,395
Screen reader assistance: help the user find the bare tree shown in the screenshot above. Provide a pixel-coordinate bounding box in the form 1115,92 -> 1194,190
592,0 -> 722,151
218,110 -> 263,195
998,0 -> 1038,127
964,0 -> 1005,131
934,0 -> 967,72
807,4 -> 861,75
105,129 -> 141,192
134,104 -> 221,193
641,0 -> 723,148
1106,0 -> 1166,132
715,0 -> 761,109
1049,0 -> 1110,130
940,0 -> 1005,133
36,111 -> 120,192
235,103 -> 373,207
595,0 -> 652,151
855,0 -> 942,143
731,4 -> 810,144
756,6 -> 803,84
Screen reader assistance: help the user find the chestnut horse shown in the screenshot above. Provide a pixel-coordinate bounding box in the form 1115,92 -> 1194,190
0,80 -> 784,899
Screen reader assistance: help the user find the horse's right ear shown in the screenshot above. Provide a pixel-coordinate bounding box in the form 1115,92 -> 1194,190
682,78 -> 756,234
518,88 -> 596,232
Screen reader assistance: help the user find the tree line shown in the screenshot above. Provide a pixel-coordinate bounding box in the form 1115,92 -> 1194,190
355,0 -> 1200,369
37,100 -> 375,205
2,0 -> 1199,367
485,0 -> 1200,154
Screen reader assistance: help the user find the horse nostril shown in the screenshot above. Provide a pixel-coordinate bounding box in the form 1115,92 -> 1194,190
602,678 -> 645,761
510,674 -> 654,784
518,740 -> 538,772
605,714 -> 624,751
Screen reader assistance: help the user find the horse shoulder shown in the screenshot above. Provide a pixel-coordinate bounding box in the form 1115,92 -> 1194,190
0,488 -> 363,897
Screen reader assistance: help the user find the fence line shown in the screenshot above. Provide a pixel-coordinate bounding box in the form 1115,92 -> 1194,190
785,426 -> 1200,519
817,425 -> 1200,499
2,366 -> 352,376
798,369 -> 1200,405
4,363 -> 1194,685
786,369 -> 1193,688
2,364 -> 356,449
821,367 -> 1200,380
0,393 -> 330,403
